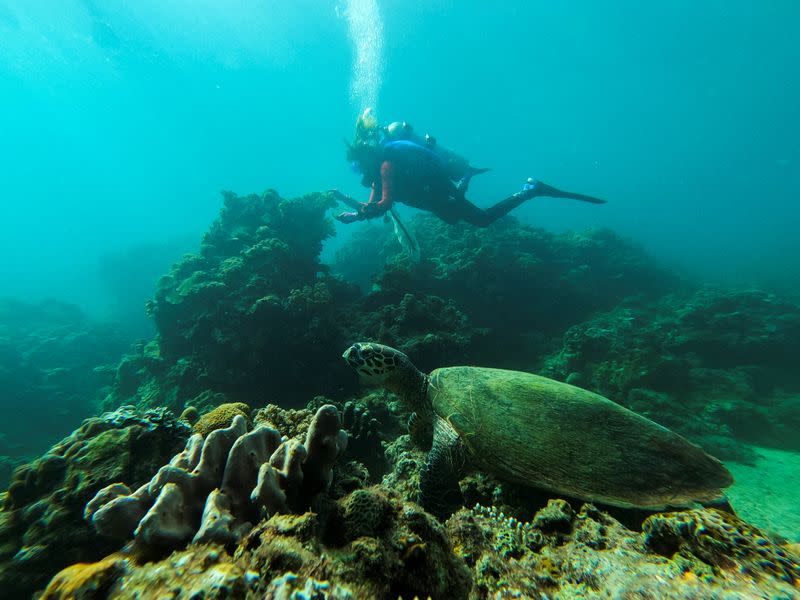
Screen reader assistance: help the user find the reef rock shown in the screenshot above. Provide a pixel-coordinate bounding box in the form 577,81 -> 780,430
448,502 -> 800,599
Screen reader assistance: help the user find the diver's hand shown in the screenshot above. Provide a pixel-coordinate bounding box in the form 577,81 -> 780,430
335,211 -> 363,224
360,202 -> 382,218
329,189 -> 366,211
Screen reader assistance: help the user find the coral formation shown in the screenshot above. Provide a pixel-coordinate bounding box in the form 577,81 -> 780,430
193,401 -> 251,436
350,292 -> 487,372
86,405 -> 347,554
253,403 -> 315,443
0,406 -> 187,598
337,214 -> 672,370
41,489 -> 800,599
263,486 -> 471,599
103,190 -> 359,413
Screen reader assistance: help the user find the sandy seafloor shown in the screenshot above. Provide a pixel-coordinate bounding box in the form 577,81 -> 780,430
726,446 -> 800,542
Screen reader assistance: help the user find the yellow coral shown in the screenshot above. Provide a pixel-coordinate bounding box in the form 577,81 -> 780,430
193,403 -> 251,437
41,554 -> 126,599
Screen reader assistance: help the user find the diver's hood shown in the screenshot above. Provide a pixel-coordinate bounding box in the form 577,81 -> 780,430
354,107 -> 381,147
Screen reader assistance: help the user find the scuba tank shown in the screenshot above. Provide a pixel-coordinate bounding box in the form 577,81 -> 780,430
382,120 -> 488,183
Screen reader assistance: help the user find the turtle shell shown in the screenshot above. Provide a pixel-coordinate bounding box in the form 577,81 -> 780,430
428,366 -> 732,509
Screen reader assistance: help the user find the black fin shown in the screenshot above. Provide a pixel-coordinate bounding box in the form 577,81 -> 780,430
534,180 -> 607,204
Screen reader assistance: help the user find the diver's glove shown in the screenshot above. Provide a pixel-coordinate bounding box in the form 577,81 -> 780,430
335,202 -> 382,223
335,211 -> 364,224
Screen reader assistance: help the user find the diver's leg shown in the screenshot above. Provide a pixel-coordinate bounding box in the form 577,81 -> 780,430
449,179 -> 606,227
431,199 -> 489,226
436,190 -> 535,227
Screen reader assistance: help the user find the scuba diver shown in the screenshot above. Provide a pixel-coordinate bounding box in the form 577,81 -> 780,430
333,108 -> 606,227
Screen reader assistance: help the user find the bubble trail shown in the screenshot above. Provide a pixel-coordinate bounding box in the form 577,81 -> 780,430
344,0 -> 384,113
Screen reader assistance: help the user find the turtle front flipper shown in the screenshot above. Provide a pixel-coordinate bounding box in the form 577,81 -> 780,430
408,411 -> 433,451
419,416 -> 465,520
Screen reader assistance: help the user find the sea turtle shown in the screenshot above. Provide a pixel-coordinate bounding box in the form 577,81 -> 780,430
342,342 -> 733,518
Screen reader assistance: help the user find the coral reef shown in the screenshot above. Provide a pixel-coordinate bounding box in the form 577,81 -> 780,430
93,188 -> 799,471
103,202 -> 676,418
19,187 -> 800,598
337,214 -> 673,370
0,406 -> 187,599
240,486 -> 473,599
59,486 -> 471,600
86,405 -> 347,554
41,486 -> 800,599
349,292 -> 487,373
542,289 -> 800,458
103,190 -> 360,413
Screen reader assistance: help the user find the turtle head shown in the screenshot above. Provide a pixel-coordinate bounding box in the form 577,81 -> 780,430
343,342 -> 426,405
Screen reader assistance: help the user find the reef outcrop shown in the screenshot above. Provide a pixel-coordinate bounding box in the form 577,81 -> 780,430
102,190 -> 360,413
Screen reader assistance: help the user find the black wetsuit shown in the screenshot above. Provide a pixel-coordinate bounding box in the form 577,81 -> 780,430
336,140 -> 605,226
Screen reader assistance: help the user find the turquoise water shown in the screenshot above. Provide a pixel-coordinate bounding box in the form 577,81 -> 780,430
2,4 -> 800,595
1,1 -> 798,318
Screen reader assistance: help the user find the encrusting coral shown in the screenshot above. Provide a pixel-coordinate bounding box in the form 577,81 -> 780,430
85,405 -> 348,554
192,401 -> 251,437
40,554 -> 127,600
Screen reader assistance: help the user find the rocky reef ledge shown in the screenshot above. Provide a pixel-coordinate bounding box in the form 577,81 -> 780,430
1,404 -> 796,599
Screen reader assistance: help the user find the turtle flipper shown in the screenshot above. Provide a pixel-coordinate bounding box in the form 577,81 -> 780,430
408,411 -> 433,451
419,417 -> 465,520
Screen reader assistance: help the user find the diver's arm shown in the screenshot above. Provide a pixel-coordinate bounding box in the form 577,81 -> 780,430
333,183 -> 380,223
373,161 -> 394,212
336,161 -> 394,223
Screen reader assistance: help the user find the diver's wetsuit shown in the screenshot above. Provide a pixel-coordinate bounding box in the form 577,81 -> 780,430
336,140 -> 605,227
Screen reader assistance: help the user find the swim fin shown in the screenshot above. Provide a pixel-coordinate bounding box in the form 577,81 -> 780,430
528,179 -> 607,204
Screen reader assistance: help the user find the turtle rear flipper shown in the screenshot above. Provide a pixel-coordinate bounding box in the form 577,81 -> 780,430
419,417 -> 465,520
